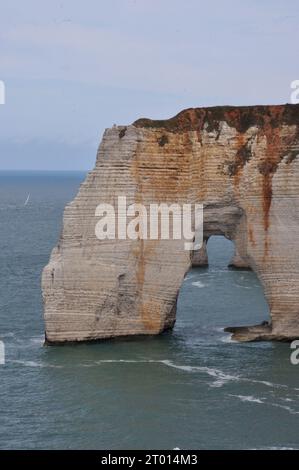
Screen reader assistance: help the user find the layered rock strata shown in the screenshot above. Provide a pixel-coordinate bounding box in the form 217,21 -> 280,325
42,104 -> 299,342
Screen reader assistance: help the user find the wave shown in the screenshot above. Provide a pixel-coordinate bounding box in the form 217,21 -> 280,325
9,360 -> 63,368
161,360 -> 241,387
220,334 -> 238,343
191,281 -> 206,288
229,393 -> 299,415
84,358 -> 290,391
162,360 -> 291,390
10,357 -> 295,398
92,358 -> 238,388
94,359 -> 156,364
229,394 -> 264,404
269,402 -> 299,416
184,274 -> 196,281
0,333 -> 45,345
30,336 -> 45,346
234,283 -> 252,289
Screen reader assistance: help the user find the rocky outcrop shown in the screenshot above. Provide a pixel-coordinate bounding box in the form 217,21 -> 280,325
42,104 -> 299,343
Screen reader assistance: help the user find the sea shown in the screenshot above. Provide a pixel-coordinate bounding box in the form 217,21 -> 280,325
0,171 -> 298,450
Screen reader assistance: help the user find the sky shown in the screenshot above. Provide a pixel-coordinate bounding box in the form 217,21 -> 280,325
0,0 -> 298,170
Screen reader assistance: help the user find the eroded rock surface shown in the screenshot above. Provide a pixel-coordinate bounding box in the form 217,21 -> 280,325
42,105 -> 299,343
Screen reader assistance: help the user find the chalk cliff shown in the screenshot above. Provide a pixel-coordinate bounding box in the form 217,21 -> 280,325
42,104 -> 299,343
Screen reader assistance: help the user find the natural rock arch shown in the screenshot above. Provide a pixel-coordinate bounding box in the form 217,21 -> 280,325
42,104 -> 299,343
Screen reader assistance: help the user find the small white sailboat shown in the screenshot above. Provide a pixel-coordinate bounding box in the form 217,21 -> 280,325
24,193 -> 30,206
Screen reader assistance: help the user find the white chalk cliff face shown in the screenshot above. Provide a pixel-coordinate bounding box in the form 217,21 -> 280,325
42,105 -> 299,343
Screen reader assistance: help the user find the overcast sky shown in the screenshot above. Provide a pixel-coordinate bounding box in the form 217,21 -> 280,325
0,0 -> 298,170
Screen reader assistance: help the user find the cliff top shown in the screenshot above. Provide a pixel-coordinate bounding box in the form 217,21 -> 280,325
133,103 -> 299,134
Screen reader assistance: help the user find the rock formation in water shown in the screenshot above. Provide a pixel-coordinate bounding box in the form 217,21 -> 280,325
42,104 -> 299,343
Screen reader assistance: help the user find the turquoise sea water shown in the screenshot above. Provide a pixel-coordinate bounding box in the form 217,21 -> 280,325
0,171 -> 298,450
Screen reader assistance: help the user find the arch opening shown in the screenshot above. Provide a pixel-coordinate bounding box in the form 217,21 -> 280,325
176,235 -> 270,341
